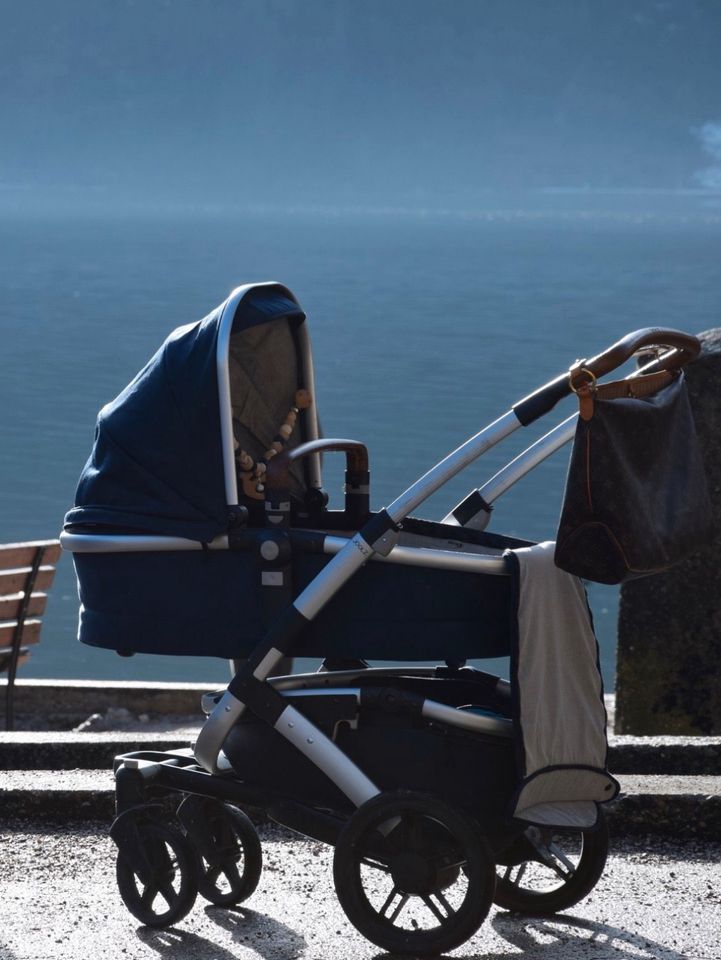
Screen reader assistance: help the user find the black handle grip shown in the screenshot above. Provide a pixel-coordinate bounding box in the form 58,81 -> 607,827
513,327 -> 701,426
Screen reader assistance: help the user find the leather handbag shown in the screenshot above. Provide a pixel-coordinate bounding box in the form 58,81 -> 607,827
555,365 -> 713,584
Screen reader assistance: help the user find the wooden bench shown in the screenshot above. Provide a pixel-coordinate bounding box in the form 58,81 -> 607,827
0,540 -> 61,729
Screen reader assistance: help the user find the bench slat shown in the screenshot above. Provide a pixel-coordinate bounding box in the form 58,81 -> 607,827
0,651 -> 31,672
0,567 -> 56,597
0,620 -> 42,649
0,541 -> 61,570
0,540 -> 59,728
0,594 -> 47,619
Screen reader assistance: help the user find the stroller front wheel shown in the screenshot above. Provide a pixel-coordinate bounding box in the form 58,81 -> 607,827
333,790 -> 495,956
115,818 -> 199,927
494,810 -> 609,915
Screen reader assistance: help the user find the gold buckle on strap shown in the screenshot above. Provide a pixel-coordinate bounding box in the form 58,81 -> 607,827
569,361 -> 598,395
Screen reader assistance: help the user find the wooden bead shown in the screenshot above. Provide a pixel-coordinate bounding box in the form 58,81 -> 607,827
238,451 -> 253,471
285,411 -> 297,426
265,448 -> 277,459
271,441 -> 283,453
241,476 -> 264,500
279,423 -> 292,439
295,389 -> 312,409
255,462 -> 267,477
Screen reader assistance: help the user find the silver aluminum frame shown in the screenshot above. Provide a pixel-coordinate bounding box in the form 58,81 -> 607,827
60,532 -> 230,553
441,353 -> 675,529
197,678 -> 511,804
196,409 -> 526,778
282,685 -> 513,738
295,322 -> 323,490
386,411 -> 521,523
59,531 -> 508,575
443,414 -> 577,526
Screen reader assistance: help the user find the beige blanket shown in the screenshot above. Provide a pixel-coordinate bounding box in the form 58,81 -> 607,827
507,541 -> 619,828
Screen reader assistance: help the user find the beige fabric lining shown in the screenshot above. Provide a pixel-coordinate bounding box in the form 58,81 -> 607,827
228,321 -> 306,493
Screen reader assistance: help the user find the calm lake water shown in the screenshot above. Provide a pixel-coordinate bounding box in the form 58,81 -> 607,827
2,208 -> 720,687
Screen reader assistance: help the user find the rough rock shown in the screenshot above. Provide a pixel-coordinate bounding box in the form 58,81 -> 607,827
616,328 -> 721,734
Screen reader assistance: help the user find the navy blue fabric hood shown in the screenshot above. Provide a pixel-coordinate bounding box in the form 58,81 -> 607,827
65,286 -> 305,541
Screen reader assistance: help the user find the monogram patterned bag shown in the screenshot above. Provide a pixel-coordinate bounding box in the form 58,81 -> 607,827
554,367 -> 713,584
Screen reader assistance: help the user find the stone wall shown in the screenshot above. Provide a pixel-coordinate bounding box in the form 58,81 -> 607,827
616,329 -> 721,735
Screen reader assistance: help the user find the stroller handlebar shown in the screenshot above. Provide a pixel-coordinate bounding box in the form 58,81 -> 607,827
513,327 -> 701,426
266,438 -> 369,490
266,438 -> 371,524
584,327 -> 700,378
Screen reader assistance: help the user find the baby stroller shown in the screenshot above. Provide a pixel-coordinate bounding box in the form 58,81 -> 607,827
61,282 -> 700,955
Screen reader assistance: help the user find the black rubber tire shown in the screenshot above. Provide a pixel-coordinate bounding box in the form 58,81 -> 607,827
333,791 -> 495,956
195,802 -> 263,907
116,819 -> 198,927
494,811 -> 609,916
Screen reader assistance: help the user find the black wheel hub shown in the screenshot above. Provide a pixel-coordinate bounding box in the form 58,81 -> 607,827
389,851 -> 438,895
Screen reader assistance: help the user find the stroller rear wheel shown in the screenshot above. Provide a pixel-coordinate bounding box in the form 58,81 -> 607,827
494,810 -> 609,915
333,790 -> 495,956
115,817 -> 199,927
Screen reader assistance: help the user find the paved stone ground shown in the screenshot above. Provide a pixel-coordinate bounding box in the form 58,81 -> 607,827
0,821 -> 719,960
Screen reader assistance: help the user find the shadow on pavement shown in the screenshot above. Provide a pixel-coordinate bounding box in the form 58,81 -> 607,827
136,907 -> 305,960
136,905 -> 305,960
488,912 -> 695,960
369,912 -> 696,960
208,905 -> 307,959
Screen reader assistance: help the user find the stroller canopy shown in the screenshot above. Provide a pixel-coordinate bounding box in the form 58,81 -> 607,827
65,283 -> 313,542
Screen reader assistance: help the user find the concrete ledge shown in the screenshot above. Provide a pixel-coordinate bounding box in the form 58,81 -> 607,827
2,769 -> 720,838
0,769 -> 116,820
0,731 -> 194,769
608,735 -> 721,774
4,679 -> 216,727
4,729 -> 721,772
607,775 -> 721,840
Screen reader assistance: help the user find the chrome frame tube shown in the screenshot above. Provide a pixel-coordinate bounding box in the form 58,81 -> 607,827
293,532 -> 373,620
279,685 -> 512,738
60,532 -> 229,553
442,414 -> 577,525
479,414 -> 576,503
386,411 -> 521,523
194,689 -> 246,773
216,284 -> 257,507
320,534 -> 508,575
60,532 -> 508,575
268,666 -> 440,692
274,704 -> 379,806
295,322 -> 323,489
421,699 -> 513,738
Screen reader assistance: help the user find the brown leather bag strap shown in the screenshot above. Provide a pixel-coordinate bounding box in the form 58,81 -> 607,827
595,370 -> 675,401
575,369 -> 677,421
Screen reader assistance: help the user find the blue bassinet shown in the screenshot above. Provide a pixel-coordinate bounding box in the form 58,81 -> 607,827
63,282 -> 524,664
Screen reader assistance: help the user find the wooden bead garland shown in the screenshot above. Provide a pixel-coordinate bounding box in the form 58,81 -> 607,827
236,389 -> 312,500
